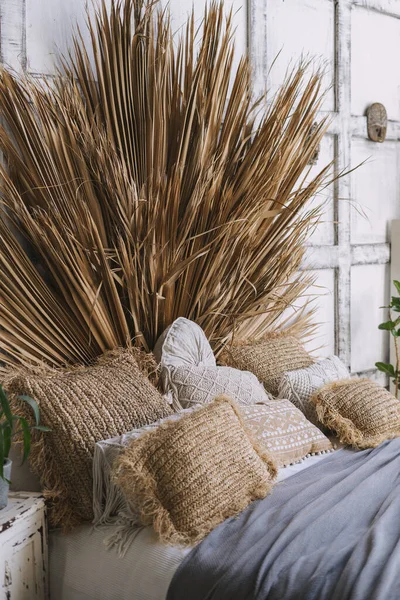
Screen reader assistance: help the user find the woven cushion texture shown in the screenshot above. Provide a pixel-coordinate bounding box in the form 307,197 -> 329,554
113,396 -> 277,545
312,378 -> 400,448
220,333 -> 314,396
166,364 -> 272,408
5,349 -> 172,529
278,356 -> 350,427
241,399 -> 333,467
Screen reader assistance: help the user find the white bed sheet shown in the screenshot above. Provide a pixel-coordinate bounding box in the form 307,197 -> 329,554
49,449 -> 338,600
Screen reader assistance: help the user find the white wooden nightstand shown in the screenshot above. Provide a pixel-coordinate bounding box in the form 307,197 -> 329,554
0,492 -> 48,600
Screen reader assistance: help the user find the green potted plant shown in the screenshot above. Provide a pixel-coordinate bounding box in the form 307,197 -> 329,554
0,384 -> 50,509
376,280 -> 400,398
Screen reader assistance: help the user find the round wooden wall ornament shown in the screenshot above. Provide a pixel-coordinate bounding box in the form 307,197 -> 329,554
366,103 -> 387,143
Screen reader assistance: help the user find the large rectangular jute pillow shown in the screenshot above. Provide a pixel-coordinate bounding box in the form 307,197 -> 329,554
4,349 -> 172,529
220,332 -> 314,397
312,378 -> 400,449
113,396 -> 277,546
240,399 -> 333,467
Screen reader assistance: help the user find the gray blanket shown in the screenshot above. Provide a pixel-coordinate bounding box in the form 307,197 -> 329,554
167,439 -> 400,600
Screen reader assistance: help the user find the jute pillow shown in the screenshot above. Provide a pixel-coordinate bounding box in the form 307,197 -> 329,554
5,349 -> 173,529
113,396 -> 277,545
312,378 -> 400,449
241,399 -> 333,467
220,332 -> 314,397
278,356 -> 350,427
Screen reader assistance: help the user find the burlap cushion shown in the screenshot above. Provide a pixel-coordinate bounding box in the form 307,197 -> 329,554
113,396 -> 277,545
165,364 -> 272,408
220,332 -> 314,397
241,399 -> 333,467
312,378 -> 400,449
5,349 -> 172,529
278,356 -> 350,427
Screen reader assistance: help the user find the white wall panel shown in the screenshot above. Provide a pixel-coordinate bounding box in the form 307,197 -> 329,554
351,139 -> 400,244
266,0 -> 335,111
26,0 -> 97,74
305,134 -> 336,246
351,7 -> 400,119
26,0 -> 246,75
351,263 -> 390,372
303,269 -> 336,358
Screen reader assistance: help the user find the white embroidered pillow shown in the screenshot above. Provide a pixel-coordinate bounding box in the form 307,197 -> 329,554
166,364 -> 272,408
93,408 -> 196,530
278,355 -> 350,427
241,399 -> 333,467
154,317 -> 216,368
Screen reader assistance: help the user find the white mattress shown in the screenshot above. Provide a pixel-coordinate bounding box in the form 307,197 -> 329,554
49,450 -> 337,600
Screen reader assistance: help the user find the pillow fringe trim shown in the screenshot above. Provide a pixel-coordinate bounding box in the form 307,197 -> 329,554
113,395 -> 277,545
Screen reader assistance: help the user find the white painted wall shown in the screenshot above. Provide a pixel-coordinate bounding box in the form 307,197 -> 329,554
1,0 -> 398,380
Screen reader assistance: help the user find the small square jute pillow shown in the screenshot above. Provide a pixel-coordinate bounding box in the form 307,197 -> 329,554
220,332 -> 314,397
312,378 -> 400,449
4,349 -> 173,529
240,399 -> 333,467
113,396 -> 277,546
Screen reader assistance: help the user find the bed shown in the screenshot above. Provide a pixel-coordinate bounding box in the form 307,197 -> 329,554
49,452 -> 332,600
167,439 -> 400,600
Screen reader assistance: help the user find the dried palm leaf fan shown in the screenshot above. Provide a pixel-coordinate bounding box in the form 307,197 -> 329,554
0,0 -> 333,371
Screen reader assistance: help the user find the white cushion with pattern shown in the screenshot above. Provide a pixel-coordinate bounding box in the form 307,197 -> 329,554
167,364 -> 272,408
278,355 -> 350,427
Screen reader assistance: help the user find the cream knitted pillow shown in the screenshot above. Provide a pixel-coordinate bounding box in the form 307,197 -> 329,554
241,399 -> 333,467
166,364 -> 273,408
278,356 -> 350,427
220,332 -> 314,397
113,396 -> 277,545
154,317 -> 216,368
312,378 -> 400,448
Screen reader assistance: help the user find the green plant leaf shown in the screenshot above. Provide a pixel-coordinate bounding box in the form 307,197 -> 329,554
3,426 -> 11,459
394,281 -> 400,295
17,416 -> 31,464
32,425 -> 51,432
378,321 -> 395,331
391,297 -> 400,312
18,394 -> 40,425
375,362 -> 395,376
0,385 -> 13,428
0,427 -> 4,481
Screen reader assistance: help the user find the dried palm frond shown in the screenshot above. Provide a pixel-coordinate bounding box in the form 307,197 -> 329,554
0,0 -> 334,370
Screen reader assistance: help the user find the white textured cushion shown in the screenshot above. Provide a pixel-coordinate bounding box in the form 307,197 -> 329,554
240,399 -> 333,467
154,317 -> 216,368
93,408 -> 196,532
278,355 -> 350,427
166,364 -> 272,408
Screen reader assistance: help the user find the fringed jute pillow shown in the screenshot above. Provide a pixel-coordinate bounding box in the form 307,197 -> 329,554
312,378 -> 400,449
4,349 -> 172,529
113,396 -> 277,546
220,332 -> 314,397
241,399 -> 333,467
